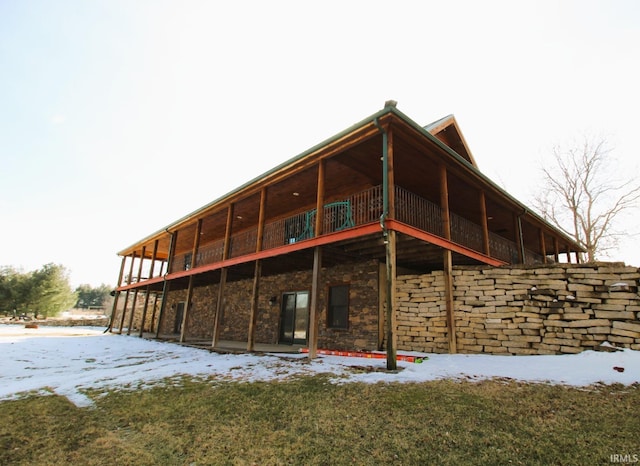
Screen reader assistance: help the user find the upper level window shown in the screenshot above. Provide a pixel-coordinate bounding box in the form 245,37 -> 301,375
328,285 -> 349,329
184,253 -> 192,270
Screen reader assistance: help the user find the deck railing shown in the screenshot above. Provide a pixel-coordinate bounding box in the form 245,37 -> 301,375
166,185 -> 543,275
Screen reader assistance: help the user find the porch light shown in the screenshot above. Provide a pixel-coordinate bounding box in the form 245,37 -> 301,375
268,296 -> 278,306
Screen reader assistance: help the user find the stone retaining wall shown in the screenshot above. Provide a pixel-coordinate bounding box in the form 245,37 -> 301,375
397,263 -> 640,355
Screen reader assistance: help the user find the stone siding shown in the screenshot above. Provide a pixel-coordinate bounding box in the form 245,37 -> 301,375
160,259 -> 380,349
397,263 -> 640,355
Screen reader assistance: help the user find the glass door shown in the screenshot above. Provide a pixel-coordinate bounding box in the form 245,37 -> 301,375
279,291 -> 309,345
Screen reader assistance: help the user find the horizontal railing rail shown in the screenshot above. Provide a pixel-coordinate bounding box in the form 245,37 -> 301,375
132,184 -> 549,285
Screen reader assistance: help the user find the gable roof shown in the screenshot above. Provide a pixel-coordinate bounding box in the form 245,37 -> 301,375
424,114 -> 477,167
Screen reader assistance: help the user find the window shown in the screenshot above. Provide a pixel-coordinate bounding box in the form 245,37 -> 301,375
184,253 -> 192,270
328,285 -> 349,329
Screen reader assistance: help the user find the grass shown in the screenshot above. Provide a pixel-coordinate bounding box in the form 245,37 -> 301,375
1,376 -> 638,465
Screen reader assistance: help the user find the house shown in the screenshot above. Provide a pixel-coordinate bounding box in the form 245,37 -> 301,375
109,101 -> 584,363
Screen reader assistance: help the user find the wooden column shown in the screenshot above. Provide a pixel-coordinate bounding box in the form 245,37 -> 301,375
136,246 -> 146,282
127,246 -> 146,335
387,129 -> 395,219
314,160 -> 325,236
565,245 -> 572,264
212,205 -> 234,348
150,292 -> 159,334
514,214 -> 524,264
156,230 -> 177,338
247,193 -> 267,352
443,250 -> 457,353
139,287 -> 151,337
440,165 -> 457,353
107,256 -> 126,333
118,252 -> 137,334
126,289 -> 139,335
308,161 -> 325,359
308,246 -> 322,359
180,219 -> 202,343
247,260 -> 262,352
479,191 -> 490,256
211,268 -> 227,348
553,237 -> 559,263
378,262 -> 386,350
256,189 -> 267,253
180,277 -> 194,343
118,290 -> 130,334
149,240 -> 159,279
539,230 -> 547,264
385,229 -> 398,369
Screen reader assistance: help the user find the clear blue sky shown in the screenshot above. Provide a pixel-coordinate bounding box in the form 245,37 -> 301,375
1,0 -> 639,287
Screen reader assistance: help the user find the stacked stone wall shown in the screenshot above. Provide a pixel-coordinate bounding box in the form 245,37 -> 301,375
396,263 -> 640,355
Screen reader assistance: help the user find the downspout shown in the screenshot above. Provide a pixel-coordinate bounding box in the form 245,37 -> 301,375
374,118 -> 389,233
155,228 -> 175,339
374,116 -> 396,370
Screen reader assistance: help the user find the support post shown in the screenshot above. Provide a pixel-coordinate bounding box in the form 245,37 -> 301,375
378,262 -> 386,350
139,286 -> 151,337
247,260 -> 261,352
515,213 -> 525,264
539,229 -> 547,264
119,252 -> 137,333
127,246 -> 146,335
150,292 -> 159,334
211,268 -> 227,348
149,240 -> 159,279
180,219 -> 202,343
107,256 -> 126,333
308,246 -> 322,359
443,249 -> 457,353
479,191 -> 490,256
315,160 -> 325,236
156,230 -> 177,338
385,229 -> 398,369
180,276 -> 194,343
440,164 -> 457,353
118,290 -> 130,334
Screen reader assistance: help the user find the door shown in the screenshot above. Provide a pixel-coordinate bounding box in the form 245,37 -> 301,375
279,291 -> 309,345
174,302 -> 185,334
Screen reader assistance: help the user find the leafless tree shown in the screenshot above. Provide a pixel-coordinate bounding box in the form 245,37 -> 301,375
533,137 -> 640,263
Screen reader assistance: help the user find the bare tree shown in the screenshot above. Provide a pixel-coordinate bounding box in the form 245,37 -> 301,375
534,137 -> 640,262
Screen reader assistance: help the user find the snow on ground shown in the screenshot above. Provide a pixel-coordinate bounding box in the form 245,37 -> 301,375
1,324 -> 638,408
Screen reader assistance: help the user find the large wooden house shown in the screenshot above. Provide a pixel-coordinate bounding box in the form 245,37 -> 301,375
109,102 -> 583,361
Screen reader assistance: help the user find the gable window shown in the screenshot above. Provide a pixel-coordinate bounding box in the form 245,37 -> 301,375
328,285 -> 349,329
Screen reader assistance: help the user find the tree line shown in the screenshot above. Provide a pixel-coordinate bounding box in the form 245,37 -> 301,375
0,263 -> 112,318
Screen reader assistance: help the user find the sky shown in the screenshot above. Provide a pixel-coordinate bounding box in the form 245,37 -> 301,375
1,325 -> 638,408
1,0 -> 639,287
